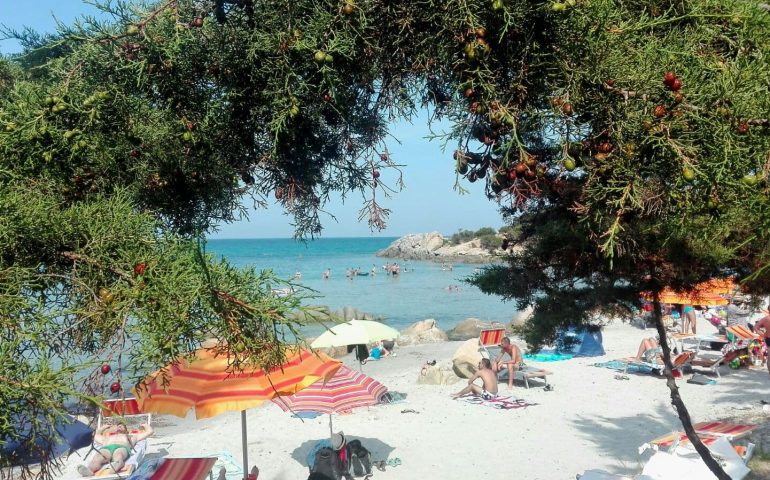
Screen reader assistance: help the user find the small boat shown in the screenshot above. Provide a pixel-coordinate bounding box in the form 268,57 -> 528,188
356,272 -> 369,276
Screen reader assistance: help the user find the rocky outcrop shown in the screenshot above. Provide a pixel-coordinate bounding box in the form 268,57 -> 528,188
308,340 -> 349,359
397,319 -> 448,346
333,306 -> 382,322
509,306 -> 534,329
451,338 -> 485,379
446,318 -> 507,341
376,232 -> 498,263
417,363 -> 462,385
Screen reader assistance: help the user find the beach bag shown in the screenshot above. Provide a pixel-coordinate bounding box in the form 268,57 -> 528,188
311,448 -> 336,479
354,344 -> 369,362
347,440 -> 372,477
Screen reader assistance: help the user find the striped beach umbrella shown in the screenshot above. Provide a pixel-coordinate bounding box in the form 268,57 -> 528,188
134,347 -> 341,480
272,365 -> 388,435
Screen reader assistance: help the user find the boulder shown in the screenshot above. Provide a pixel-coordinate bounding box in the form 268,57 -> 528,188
334,306 -> 381,322
417,364 -> 462,385
397,319 -> 448,346
451,338 -> 485,379
433,239 -> 493,259
446,318 -> 485,341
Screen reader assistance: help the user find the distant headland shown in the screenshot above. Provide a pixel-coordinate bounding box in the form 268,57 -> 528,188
375,228 -> 517,263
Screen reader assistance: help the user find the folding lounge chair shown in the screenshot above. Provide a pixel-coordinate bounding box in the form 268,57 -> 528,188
497,364 -> 552,389
619,351 -> 694,376
478,327 -> 506,359
689,351 -> 726,378
82,398 -> 152,479
138,457 -> 219,480
645,422 -> 757,464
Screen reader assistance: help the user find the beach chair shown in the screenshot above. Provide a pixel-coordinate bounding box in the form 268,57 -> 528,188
689,351 -> 726,377
82,398 -> 152,479
619,351 -> 694,376
139,457 -> 219,480
478,327 -> 506,359
497,364 -> 552,389
644,423 -> 757,465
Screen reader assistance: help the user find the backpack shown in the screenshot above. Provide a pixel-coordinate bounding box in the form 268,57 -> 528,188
354,344 -> 369,362
310,447 -> 336,479
347,440 -> 372,477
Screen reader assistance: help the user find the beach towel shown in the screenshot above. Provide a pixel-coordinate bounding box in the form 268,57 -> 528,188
461,395 -> 534,410
593,360 -> 654,374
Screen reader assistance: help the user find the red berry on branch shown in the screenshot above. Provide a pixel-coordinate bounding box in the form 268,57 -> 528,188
737,122 -> 749,135
464,88 -> 474,98
670,78 -> 682,91
372,170 -> 380,179
654,105 -> 666,118
101,364 -> 111,374
110,382 -> 121,394
663,71 -> 676,86
380,153 -> 388,161
322,92 -> 332,102
134,262 -> 146,276
605,79 -> 615,87
561,102 -> 574,115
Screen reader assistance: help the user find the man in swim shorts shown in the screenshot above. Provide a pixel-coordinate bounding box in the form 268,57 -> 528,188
451,358 -> 498,400
77,422 -> 153,476
493,337 -> 524,389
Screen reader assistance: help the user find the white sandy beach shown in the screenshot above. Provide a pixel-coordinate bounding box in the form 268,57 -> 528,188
62,318 -> 770,480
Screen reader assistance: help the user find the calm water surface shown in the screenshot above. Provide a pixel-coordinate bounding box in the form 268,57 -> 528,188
206,237 -> 519,335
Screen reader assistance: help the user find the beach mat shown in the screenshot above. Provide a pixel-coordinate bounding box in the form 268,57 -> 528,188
593,360 -> 653,374
461,395 -> 535,410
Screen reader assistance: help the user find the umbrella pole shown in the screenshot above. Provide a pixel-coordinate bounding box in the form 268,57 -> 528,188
329,413 -> 333,437
241,410 -> 248,480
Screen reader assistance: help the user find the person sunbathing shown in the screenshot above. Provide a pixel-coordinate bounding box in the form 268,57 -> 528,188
77,423 -> 153,477
451,358 -> 498,400
492,337 -> 524,388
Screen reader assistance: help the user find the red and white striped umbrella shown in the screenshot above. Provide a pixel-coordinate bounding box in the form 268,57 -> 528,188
271,365 -> 388,435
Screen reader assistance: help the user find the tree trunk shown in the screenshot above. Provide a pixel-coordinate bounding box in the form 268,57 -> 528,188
651,292 -> 730,479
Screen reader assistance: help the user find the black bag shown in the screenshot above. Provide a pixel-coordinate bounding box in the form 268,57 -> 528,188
354,344 -> 369,362
311,447 -> 336,479
347,440 -> 372,477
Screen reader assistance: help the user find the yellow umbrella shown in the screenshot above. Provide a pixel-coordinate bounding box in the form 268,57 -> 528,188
694,277 -> 738,296
134,347 -> 341,479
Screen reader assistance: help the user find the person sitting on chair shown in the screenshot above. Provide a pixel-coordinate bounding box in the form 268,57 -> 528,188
451,358 -> 499,400
492,337 -> 524,389
77,422 -> 153,476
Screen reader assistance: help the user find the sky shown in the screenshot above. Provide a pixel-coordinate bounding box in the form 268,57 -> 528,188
0,0 -> 505,239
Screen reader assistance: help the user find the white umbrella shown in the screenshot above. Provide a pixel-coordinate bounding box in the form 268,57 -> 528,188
310,319 -> 399,349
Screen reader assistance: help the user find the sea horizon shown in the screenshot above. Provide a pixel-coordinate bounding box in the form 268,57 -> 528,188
206,237 -> 519,336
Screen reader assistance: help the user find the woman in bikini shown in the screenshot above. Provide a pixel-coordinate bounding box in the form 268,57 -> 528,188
77,423 -> 153,476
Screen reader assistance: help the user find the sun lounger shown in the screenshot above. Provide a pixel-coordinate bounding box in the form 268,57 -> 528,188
645,423 -> 757,465
80,398 -> 152,480
689,351 -> 726,377
144,457 -> 218,480
618,351 -> 694,376
497,364 -> 551,389
642,436 -> 750,480
478,327 -> 506,359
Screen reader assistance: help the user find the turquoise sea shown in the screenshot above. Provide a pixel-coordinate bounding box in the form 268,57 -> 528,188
206,237 -> 518,335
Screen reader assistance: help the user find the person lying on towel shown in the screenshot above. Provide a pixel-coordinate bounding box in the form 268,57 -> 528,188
451,358 -> 498,400
77,422 -> 154,477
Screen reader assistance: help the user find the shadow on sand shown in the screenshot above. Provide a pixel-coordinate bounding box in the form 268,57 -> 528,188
291,436 -> 396,468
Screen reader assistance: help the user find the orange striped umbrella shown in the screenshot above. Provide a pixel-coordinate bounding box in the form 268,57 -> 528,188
134,347 -> 341,479
695,278 -> 738,296
641,289 -> 728,306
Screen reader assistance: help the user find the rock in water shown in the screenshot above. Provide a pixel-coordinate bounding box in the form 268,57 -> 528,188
452,338 -> 487,379
397,319 -> 448,346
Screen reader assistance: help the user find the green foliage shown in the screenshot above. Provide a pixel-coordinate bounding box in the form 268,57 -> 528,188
1,1 -> 770,478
